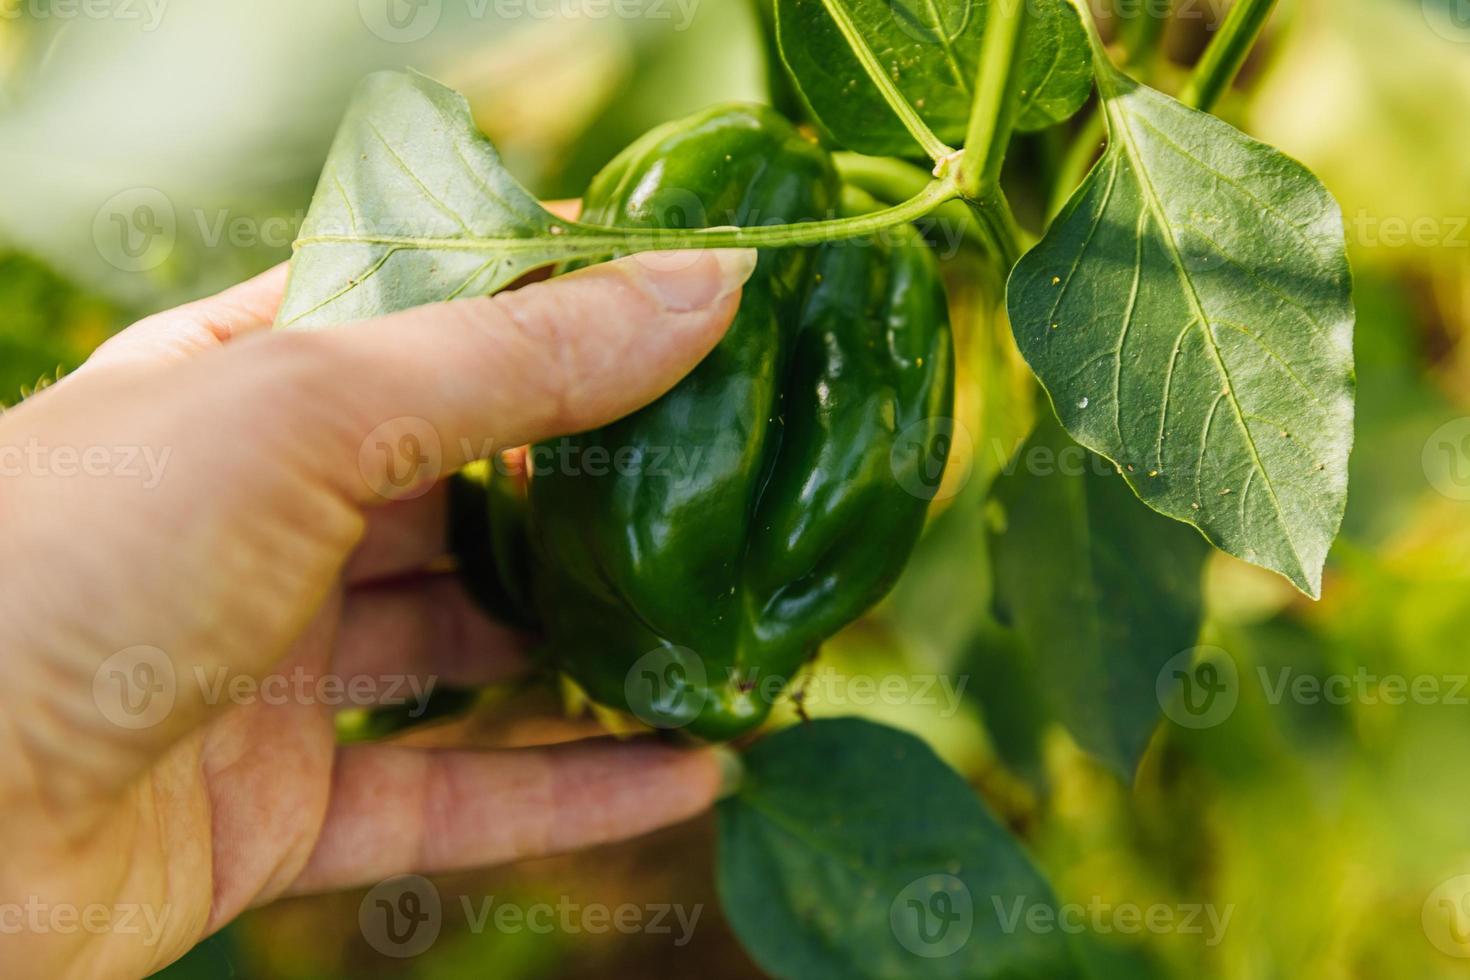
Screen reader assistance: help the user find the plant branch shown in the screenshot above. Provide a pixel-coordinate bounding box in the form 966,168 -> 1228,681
578,179 -> 961,250
1118,0 -> 1172,73
966,193 -> 1024,270
958,0 -> 1028,198
816,0 -> 954,162
1178,0 -> 1279,112
834,153 -> 993,254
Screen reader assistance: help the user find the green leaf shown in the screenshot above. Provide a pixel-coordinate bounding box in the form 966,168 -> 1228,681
277,70 -> 959,329
989,415 -> 1209,777
1007,62 -> 1355,598
718,718 -> 1082,979
775,0 -> 1092,158
277,70 -> 608,330
1011,0 -> 1094,133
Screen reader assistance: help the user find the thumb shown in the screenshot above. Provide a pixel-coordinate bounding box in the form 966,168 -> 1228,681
280,248 -> 758,503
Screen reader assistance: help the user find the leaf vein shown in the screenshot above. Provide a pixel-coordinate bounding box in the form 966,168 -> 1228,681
1104,89 -> 1307,580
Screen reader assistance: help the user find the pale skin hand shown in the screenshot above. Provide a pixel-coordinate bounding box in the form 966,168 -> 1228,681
0,236 -> 758,979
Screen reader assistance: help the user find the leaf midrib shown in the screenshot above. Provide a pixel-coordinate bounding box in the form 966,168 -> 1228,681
814,0 -> 950,158
1097,69 -> 1308,584
293,233 -> 608,252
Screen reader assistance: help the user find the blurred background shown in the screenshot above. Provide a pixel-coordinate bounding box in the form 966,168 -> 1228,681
3,0 -> 1469,976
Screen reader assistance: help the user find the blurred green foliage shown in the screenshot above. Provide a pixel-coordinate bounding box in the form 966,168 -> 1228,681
0,251 -> 128,406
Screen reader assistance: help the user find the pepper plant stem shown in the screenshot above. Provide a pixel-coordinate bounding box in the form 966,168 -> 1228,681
967,193 -> 1024,270
834,153 -> 994,256
1179,0 -> 1280,111
958,0 -> 1028,199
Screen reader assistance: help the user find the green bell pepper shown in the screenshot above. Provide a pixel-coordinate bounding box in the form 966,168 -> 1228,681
458,104 -> 954,741
449,103 -> 952,740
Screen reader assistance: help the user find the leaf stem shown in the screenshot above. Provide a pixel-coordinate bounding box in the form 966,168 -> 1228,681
1178,0 -> 1279,111
958,0 -> 1028,198
297,181 -> 964,258
1067,0 -> 1116,79
598,178 -> 961,250
1046,0 -> 1172,219
815,0 -> 954,162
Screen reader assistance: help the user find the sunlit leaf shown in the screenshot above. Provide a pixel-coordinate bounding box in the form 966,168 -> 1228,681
277,70 -> 610,330
1008,63 -> 1355,597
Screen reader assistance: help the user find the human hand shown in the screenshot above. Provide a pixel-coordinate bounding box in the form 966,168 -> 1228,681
0,239 -> 757,979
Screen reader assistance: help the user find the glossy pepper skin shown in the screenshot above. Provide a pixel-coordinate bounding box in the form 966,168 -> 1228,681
514,104 -> 955,741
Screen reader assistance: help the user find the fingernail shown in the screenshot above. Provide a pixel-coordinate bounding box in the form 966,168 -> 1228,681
635,249 -> 759,313
713,745 -> 745,801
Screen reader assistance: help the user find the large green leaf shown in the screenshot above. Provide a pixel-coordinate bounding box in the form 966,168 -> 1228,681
277,71 -> 611,330
989,415 -> 1209,777
775,0 -> 1091,157
1007,61 -> 1355,597
718,718 -> 1082,979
